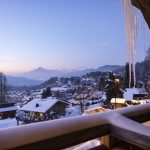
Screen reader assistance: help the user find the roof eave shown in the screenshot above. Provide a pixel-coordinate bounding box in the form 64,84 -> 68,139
131,0 -> 150,28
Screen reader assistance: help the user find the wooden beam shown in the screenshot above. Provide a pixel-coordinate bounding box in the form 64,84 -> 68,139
131,0 -> 150,28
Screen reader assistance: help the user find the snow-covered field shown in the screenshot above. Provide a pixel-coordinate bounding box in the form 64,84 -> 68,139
0,118 -> 17,129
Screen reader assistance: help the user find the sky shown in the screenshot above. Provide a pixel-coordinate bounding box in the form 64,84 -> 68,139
0,0 -> 149,74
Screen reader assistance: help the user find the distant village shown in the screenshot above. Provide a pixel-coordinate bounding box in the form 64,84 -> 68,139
0,68 -> 150,126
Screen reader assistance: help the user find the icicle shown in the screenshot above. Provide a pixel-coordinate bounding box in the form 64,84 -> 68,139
122,0 -> 149,88
122,0 -> 137,88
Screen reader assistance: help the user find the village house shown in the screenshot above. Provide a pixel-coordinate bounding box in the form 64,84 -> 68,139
16,97 -> 68,124
90,91 -> 103,100
110,98 -> 126,109
124,88 -> 149,101
51,87 -> 70,100
0,102 -> 18,119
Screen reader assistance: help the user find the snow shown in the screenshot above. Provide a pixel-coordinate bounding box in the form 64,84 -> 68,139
51,87 -> 68,92
65,107 -> 80,117
92,91 -> 103,98
0,118 -> 17,128
59,100 -> 70,105
0,106 -> 18,113
87,103 -> 101,109
84,106 -> 107,115
124,88 -> 147,100
73,139 -> 100,150
68,99 -> 80,105
101,93 -> 106,100
131,99 -> 150,105
111,98 -> 126,104
20,98 -> 58,113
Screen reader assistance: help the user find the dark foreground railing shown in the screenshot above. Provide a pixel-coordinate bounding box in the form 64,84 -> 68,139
0,104 -> 149,150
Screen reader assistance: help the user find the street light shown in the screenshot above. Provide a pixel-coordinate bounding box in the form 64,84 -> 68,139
114,78 -> 120,109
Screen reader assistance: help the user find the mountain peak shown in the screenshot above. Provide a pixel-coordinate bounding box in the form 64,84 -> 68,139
32,67 -> 49,72
37,67 -> 44,70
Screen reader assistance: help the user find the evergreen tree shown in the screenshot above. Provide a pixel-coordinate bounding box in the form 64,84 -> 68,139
70,77 -> 81,85
42,87 -> 52,99
135,61 -> 144,82
42,89 -> 46,99
142,48 -> 150,93
46,87 -> 52,97
105,72 -> 123,102
97,77 -> 105,91
0,72 -> 7,101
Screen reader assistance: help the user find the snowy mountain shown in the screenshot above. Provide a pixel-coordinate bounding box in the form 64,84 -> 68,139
18,67 -> 63,81
15,65 -> 123,81
97,65 -> 123,72
7,76 -> 43,87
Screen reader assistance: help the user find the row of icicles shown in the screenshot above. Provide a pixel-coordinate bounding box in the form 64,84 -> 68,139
122,0 -> 147,88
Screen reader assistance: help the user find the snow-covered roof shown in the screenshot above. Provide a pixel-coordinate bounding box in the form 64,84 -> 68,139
111,98 -> 126,104
20,98 -> 58,113
124,88 -> 148,100
51,87 -> 68,92
131,99 -> 150,104
101,93 -> 106,100
87,103 -> 101,110
59,100 -> 70,105
84,106 -> 107,115
0,106 -> 18,113
92,91 -> 103,97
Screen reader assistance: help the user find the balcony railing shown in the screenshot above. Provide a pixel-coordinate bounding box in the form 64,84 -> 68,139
0,104 -> 149,150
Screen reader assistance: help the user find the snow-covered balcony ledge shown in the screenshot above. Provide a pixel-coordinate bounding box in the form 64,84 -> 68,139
0,104 -> 149,150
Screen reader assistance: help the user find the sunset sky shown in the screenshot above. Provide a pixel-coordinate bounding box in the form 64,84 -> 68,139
0,0 -> 149,74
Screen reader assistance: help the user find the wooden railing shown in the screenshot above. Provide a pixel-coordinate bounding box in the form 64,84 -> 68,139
0,104 -> 149,150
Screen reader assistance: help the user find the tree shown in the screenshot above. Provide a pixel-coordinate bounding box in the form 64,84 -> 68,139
42,87 -> 52,99
135,61 -> 144,82
46,87 -> 52,97
141,48 -> 150,93
60,77 -> 70,85
0,72 -> 7,101
42,77 -> 58,87
105,72 -> 123,102
70,77 -> 81,86
97,77 -> 105,91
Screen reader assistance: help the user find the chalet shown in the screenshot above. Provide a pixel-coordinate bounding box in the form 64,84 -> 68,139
51,87 -> 69,100
16,97 -> 68,124
124,88 -> 149,101
0,102 -> 18,119
91,91 -> 103,100
111,98 -> 126,109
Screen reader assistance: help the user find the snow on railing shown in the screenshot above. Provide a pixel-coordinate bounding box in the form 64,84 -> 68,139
0,104 -> 149,150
